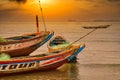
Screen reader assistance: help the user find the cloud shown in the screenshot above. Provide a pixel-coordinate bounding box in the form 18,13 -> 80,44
107,0 -> 120,2
9,0 -> 27,4
74,0 -> 120,7
74,0 -> 120,3
0,4 -> 3,8
75,0 -> 120,2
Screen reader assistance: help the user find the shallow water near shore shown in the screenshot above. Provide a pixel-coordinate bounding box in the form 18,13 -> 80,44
0,22 -> 120,80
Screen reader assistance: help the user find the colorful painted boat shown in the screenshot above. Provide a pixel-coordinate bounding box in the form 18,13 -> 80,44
68,44 -> 85,62
0,31 -> 54,57
0,45 -> 82,76
47,36 -> 70,53
47,36 -> 85,62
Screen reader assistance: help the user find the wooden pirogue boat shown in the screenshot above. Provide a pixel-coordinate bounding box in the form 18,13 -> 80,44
47,36 -> 70,53
82,24 -> 111,29
0,31 -> 54,57
0,44 -> 84,76
47,36 -> 85,62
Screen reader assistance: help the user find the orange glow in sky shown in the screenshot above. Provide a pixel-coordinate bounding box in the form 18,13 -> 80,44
22,0 -> 74,19
21,0 -> 88,22
0,0 -> 120,22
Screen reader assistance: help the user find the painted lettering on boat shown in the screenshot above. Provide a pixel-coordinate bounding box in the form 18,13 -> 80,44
0,62 -> 37,71
0,39 -> 41,51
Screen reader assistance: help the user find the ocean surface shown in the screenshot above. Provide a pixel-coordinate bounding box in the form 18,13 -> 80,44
0,22 -> 120,80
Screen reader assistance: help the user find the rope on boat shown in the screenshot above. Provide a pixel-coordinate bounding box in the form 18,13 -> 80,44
49,26 -> 110,53
70,29 -> 97,45
70,24 -> 111,45
48,29 -> 97,53
39,0 -> 47,31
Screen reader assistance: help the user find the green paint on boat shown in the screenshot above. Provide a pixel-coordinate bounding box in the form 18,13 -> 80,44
0,53 -> 10,60
0,36 -> 7,42
51,43 -> 70,49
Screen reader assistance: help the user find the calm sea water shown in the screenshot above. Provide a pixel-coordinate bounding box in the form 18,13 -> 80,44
0,22 -> 120,80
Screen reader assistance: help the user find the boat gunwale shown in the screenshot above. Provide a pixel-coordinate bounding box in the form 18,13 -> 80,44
0,45 -> 80,64
0,31 -> 53,45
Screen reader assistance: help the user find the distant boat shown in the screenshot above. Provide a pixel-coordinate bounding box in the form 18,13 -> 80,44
0,31 -> 54,57
47,36 -> 85,62
0,44 -> 82,76
68,19 -> 76,22
82,24 -> 111,29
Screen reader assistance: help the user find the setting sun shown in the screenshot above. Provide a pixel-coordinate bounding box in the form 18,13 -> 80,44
21,0 -> 58,15
20,0 -> 74,21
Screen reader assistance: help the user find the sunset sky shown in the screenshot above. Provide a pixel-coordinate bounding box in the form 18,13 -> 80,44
0,0 -> 120,22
